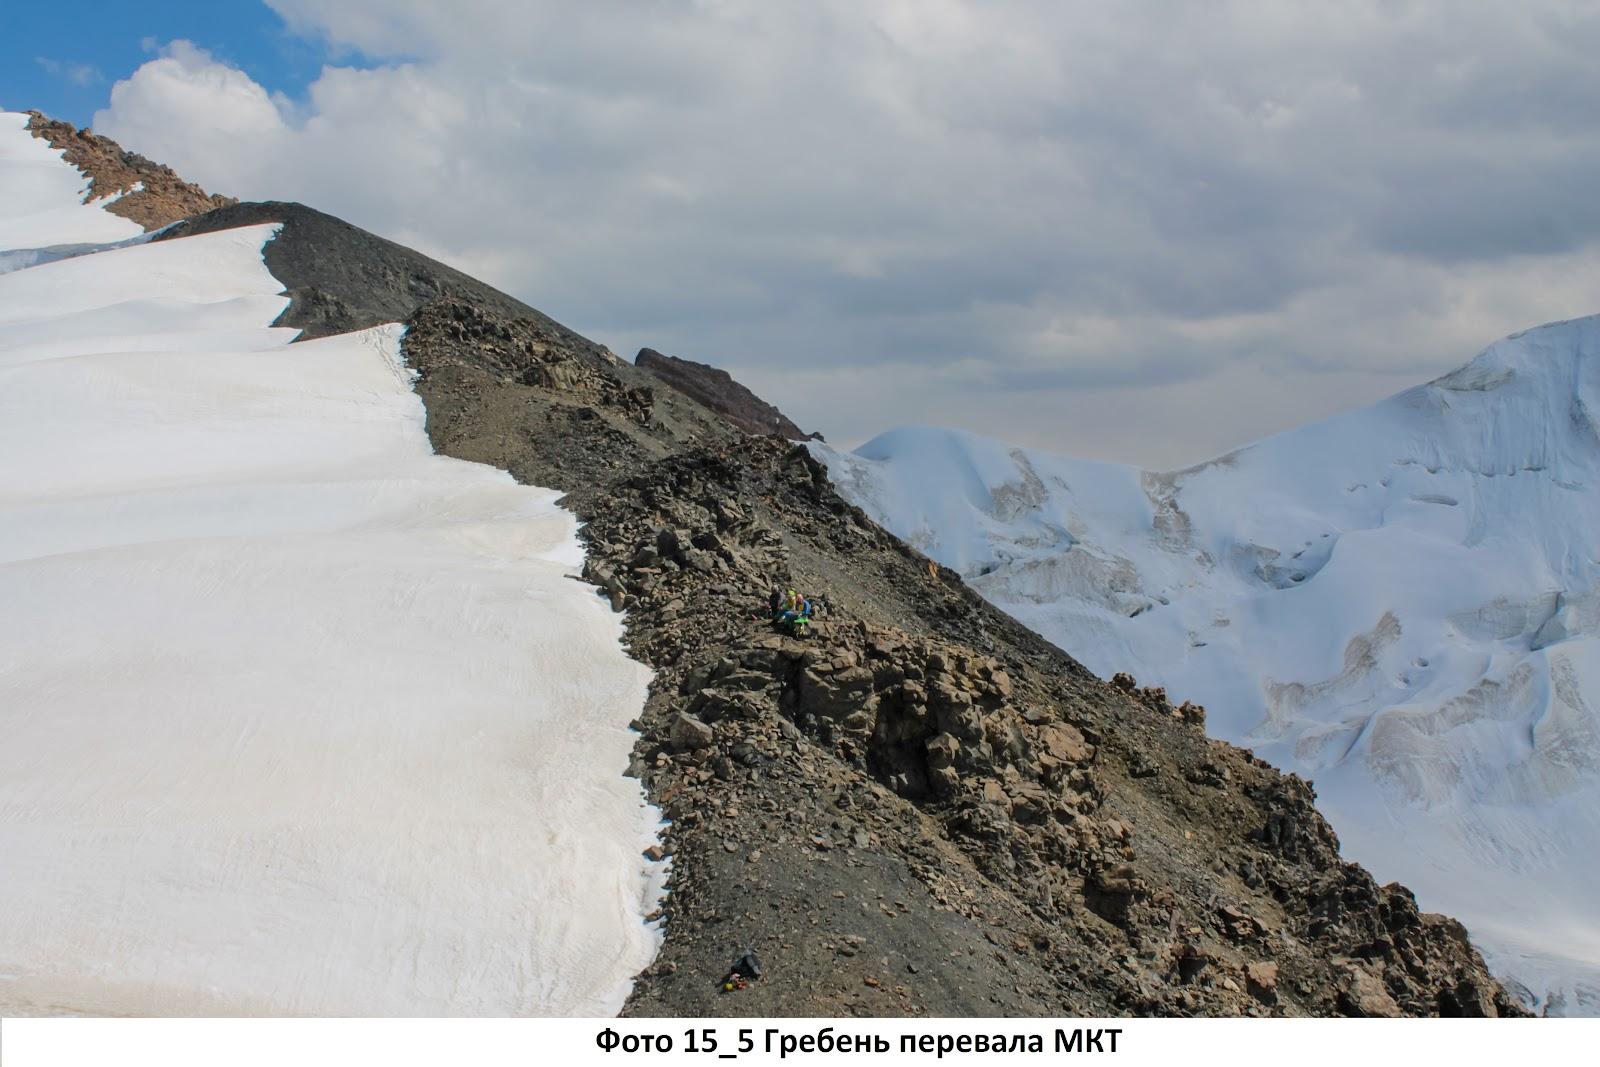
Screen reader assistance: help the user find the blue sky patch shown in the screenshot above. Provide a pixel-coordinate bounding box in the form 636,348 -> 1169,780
4,1 -> 323,125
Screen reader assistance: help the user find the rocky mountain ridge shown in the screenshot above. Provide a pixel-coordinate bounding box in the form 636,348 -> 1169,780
25,112 -> 234,230
12,113 -> 1528,1016
635,346 -> 815,440
399,282 -> 1523,1016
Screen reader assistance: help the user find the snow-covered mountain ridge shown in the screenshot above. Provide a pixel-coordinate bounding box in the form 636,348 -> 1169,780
815,315 -> 1600,1014
0,110 -> 662,1015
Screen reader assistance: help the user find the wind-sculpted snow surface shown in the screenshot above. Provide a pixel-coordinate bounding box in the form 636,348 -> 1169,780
816,318 -> 1600,1014
0,115 -> 661,1015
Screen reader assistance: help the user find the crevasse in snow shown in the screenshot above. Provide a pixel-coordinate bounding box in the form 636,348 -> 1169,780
816,317 -> 1600,1014
0,111 -> 662,1016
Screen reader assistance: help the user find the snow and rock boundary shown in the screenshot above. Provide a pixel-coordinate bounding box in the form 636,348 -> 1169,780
404,294 -> 1524,1017
156,200 -> 615,348
24,111 -> 234,232
1,112 -> 665,1016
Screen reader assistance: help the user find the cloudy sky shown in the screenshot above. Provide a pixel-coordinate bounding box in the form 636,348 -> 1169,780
12,1 -> 1600,467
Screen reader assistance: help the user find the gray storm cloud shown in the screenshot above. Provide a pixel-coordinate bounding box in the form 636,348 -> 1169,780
93,0 -> 1600,467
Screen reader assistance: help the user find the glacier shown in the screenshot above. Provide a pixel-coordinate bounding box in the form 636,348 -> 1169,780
816,318 -> 1600,1014
0,111 -> 662,1015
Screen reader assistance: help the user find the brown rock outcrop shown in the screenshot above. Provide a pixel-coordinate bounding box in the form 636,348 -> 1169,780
636,347 -> 815,440
25,112 -> 235,232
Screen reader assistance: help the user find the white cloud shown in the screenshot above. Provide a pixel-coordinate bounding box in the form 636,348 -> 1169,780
93,1 -> 1600,468
35,58 -> 102,88
97,42 -> 289,169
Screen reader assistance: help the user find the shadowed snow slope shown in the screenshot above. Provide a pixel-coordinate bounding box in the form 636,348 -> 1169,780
816,317 -> 1600,1014
0,112 -> 661,1016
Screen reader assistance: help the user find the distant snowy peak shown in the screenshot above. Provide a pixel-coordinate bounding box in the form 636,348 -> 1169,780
817,315 -> 1600,1014
1199,312 -> 1600,496
831,312 -> 1600,580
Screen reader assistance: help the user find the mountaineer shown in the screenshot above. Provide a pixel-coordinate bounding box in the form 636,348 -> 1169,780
768,586 -> 815,635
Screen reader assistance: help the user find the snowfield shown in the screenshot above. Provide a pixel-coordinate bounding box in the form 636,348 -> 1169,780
816,320 -> 1600,1015
0,111 -> 662,1016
